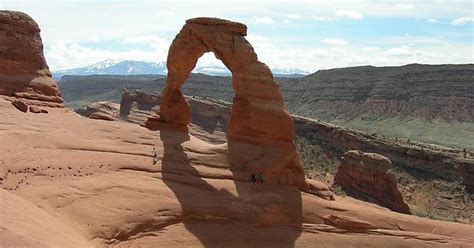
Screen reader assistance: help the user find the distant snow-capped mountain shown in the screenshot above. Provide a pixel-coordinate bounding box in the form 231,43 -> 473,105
53,59 -> 308,80
53,60 -> 167,80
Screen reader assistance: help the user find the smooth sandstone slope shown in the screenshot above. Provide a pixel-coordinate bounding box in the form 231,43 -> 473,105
1,98 -> 474,247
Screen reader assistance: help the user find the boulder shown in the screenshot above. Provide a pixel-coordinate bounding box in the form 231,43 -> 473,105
333,150 -> 410,213
29,105 -> 41,113
0,11 -> 63,107
305,179 -> 335,201
11,99 -> 28,113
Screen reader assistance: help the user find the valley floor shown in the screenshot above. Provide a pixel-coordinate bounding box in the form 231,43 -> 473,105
1,98 -> 473,247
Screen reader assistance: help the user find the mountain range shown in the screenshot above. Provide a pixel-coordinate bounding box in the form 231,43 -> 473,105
52,59 -> 308,80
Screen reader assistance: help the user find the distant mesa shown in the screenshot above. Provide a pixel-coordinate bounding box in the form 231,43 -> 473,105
0,11 -> 63,108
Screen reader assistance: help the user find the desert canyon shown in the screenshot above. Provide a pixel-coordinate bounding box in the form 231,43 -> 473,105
1,10 -> 474,247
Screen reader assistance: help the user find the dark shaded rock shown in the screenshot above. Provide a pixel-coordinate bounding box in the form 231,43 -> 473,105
11,99 -> 28,112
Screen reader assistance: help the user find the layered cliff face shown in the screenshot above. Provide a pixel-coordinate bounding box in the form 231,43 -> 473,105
281,64 -> 474,122
0,11 -> 63,107
334,150 -> 410,214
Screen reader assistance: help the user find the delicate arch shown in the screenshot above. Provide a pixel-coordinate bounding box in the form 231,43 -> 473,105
160,17 -> 294,142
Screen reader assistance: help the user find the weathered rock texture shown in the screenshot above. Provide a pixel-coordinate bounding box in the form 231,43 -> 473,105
334,150 -> 410,214
148,18 -> 305,188
0,11 -> 63,107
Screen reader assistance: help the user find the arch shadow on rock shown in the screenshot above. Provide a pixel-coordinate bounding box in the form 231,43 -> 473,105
160,129 -> 303,247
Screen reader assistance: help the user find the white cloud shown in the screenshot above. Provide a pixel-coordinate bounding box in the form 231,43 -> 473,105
46,36 -> 171,70
451,16 -> 474,26
122,35 -> 168,45
286,14 -> 301,19
283,19 -> 291,24
246,35 -> 473,73
428,18 -> 438,23
87,35 -> 100,42
335,10 -> 363,20
322,38 -> 348,46
253,16 -> 275,24
384,45 -> 418,57
395,4 -> 415,9
312,15 -> 333,21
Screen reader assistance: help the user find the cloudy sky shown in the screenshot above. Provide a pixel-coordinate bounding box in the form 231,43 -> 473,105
2,0 -> 473,73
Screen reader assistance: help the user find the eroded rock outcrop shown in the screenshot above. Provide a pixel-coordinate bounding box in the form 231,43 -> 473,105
0,11 -> 63,107
145,17 -> 306,188
76,101 -> 119,121
120,88 -> 160,118
334,150 -> 410,214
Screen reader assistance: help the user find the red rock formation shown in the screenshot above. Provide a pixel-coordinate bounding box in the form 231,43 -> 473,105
0,11 -> 63,107
334,150 -> 410,214
146,17 -> 306,189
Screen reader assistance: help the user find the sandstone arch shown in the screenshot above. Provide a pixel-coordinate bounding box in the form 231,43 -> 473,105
160,17 -> 294,142
153,17 -> 306,188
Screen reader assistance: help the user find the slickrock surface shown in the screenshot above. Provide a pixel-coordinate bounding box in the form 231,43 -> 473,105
147,17 -> 306,189
1,97 -> 474,247
334,150 -> 410,213
0,11 -> 63,107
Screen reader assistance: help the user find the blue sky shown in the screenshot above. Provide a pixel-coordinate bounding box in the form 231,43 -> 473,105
1,0 -> 473,73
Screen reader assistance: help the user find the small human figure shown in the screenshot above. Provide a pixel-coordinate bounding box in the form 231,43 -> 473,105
152,147 -> 158,165
258,172 -> 264,184
250,173 -> 257,184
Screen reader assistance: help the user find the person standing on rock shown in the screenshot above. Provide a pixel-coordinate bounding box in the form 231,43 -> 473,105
250,173 -> 257,184
258,172 -> 264,184
152,147 -> 158,165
